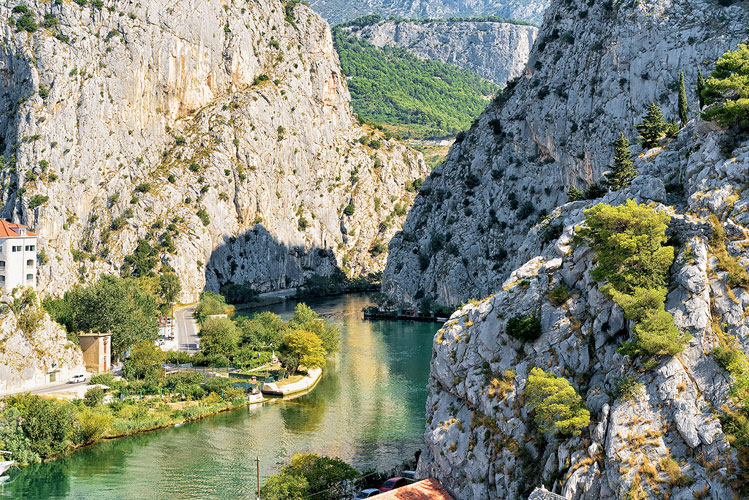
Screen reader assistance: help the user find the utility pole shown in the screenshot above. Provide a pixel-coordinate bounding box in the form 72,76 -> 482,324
256,456 -> 261,500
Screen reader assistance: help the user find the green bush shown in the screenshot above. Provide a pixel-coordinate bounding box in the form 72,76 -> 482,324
343,203 -> 355,216
196,209 -> 210,226
89,373 -> 116,386
16,14 -> 38,33
83,387 -> 106,408
194,291 -> 227,322
506,315 -> 542,342
548,285 -> 570,306
28,194 -> 49,210
526,367 -> 590,436
614,374 -> 643,401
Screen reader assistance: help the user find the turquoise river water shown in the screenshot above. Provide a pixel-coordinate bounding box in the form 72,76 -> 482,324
1,294 -> 438,500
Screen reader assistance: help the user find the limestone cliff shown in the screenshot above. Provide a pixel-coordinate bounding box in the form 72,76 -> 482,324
417,120 -> 749,499
0,291 -> 84,393
0,0 -> 429,300
310,0 -> 549,26
383,0 -> 747,308
342,19 -> 537,86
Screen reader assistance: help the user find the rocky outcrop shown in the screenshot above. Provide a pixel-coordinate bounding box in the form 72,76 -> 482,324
0,0 -> 429,300
0,292 -> 84,393
383,0 -> 747,308
342,19 -> 537,86
416,120 -> 749,499
310,0 -> 549,26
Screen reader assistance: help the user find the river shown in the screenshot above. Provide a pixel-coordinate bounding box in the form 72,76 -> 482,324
2,294 -> 438,500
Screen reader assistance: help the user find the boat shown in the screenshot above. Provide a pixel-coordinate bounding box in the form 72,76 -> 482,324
0,460 -> 14,484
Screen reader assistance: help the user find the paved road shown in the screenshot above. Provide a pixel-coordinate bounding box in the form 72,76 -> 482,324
174,306 -> 200,351
1,380 -> 88,397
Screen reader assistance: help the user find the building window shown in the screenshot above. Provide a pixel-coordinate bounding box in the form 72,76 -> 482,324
0,261 -> 5,268
26,259 -> 33,267
0,246 -> 4,252
25,245 -> 35,251
12,246 -> 21,252
0,276 -> 6,283
26,274 -> 33,281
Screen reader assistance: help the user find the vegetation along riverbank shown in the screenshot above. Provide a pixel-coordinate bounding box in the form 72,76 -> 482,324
0,288 -> 341,466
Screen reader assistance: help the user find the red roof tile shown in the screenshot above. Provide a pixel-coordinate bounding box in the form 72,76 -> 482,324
376,479 -> 454,500
0,221 -> 36,238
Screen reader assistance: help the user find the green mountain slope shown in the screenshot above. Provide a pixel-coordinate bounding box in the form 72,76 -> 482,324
333,26 -> 501,139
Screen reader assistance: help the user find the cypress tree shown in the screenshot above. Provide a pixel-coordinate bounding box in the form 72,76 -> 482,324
635,102 -> 667,149
696,68 -> 705,109
605,133 -> 636,191
678,71 -> 688,125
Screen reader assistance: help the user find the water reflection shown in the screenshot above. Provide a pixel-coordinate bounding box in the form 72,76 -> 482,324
3,294 -> 438,500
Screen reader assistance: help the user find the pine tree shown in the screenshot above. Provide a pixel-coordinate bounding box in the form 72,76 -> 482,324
605,133 -> 636,191
635,102 -> 667,149
678,71 -> 688,126
696,68 -> 705,109
567,185 -> 584,202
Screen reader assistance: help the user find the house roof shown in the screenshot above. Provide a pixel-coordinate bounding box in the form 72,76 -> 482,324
0,220 -> 36,238
376,479 -> 454,500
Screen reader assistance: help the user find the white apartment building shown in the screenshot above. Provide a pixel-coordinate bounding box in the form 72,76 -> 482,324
0,220 -> 37,291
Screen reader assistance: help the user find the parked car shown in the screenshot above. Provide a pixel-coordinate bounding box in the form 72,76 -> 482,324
379,477 -> 408,492
69,374 -> 85,384
401,470 -> 416,481
353,489 -> 380,499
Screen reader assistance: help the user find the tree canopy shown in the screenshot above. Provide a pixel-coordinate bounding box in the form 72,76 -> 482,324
604,133 -> 636,191
333,27 -> 500,139
577,201 -> 690,357
261,453 -> 359,500
44,275 -> 159,357
576,200 -> 674,294
703,44 -> 749,128
525,367 -> 590,436
635,102 -> 667,149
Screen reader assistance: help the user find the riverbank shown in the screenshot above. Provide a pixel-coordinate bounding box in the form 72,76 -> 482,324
261,367 -> 323,396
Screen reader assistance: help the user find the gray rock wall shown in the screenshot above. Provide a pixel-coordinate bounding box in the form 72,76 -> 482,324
417,121 -> 749,499
0,0 -> 429,300
310,0 -> 549,26
383,0 -> 747,308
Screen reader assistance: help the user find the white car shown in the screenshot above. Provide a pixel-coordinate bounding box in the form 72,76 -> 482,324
353,489 -> 380,499
69,374 -> 86,384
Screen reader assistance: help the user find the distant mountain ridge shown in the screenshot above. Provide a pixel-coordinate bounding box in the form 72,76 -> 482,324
309,0 -> 549,26
341,16 -> 538,86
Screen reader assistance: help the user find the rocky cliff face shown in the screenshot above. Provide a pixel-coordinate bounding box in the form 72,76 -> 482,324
416,120 -> 749,499
342,20 -> 537,86
0,0 -> 429,300
382,0 -> 747,308
0,291 -> 84,393
310,0 -> 549,26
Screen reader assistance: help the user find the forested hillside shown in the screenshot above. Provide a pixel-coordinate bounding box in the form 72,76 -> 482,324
333,26 -> 500,139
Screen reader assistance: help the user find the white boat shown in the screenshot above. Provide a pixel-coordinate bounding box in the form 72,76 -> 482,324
0,461 -> 14,483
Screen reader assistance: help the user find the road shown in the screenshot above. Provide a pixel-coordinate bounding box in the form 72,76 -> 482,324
174,306 -> 200,351
172,289 -> 296,353
0,380 -> 88,397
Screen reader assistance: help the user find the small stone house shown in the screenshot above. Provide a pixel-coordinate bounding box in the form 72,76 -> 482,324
0,220 -> 37,291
